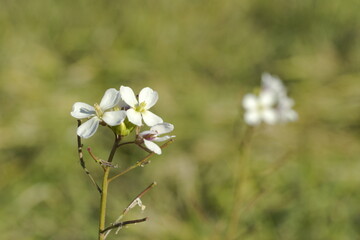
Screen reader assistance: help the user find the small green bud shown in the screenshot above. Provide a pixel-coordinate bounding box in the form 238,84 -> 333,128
112,118 -> 136,137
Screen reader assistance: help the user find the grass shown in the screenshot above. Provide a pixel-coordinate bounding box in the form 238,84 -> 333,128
0,0 -> 359,239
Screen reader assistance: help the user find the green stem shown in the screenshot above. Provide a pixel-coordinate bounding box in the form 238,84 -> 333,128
227,126 -> 254,239
98,135 -> 121,240
99,167 -> 110,240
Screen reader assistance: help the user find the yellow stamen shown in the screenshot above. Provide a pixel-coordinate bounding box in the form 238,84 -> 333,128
94,103 -> 103,117
135,102 -> 147,113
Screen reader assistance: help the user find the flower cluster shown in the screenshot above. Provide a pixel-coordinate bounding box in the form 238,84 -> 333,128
242,73 -> 298,126
71,86 -> 175,154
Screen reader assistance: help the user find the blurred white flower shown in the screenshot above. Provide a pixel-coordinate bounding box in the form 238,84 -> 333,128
242,92 -> 278,125
71,88 -> 127,138
120,86 -> 163,126
243,73 -> 298,125
138,123 -> 175,154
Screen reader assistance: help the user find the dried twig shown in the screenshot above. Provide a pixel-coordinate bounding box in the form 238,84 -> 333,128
101,217 -> 148,233
104,182 -> 157,238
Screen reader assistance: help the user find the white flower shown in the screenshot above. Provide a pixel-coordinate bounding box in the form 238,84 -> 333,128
138,123 -> 175,154
242,92 -> 278,126
71,88 -> 127,138
243,73 -> 298,126
261,73 -> 298,123
120,86 -> 163,126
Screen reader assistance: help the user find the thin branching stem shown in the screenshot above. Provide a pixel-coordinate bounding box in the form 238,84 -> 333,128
227,125 -> 254,239
136,144 -> 152,153
76,120 -> 102,194
108,139 -> 174,183
87,147 -> 106,171
108,134 -> 121,163
117,141 -> 136,147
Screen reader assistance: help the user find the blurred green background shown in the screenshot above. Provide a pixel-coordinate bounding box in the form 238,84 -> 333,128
1,0 -> 360,239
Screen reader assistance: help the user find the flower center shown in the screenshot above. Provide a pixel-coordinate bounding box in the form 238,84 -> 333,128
257,104 -> 265,112
135,102 -> 147,113
94,103 -> 104,118
143,133 -> 157,141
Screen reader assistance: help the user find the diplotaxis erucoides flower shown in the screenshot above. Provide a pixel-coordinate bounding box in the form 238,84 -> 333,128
243,73 -> 298,126
138,123 -> 176,155
120,86 -> 163,127
71,88 -> 127,138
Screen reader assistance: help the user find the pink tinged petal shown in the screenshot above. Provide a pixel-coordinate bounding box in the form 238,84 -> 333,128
262,109 -> 278,125
150,123 -> 174,135
143,139 -> 162,155
259,91 -> 276,107
153,135 -> 175,142
99,88 -> 121,110
139,130 -> 155,138
71,102 -> 96,119
126,108 -> 143,126
142,111 -> 163,127
139,87 -> 158,110
242,94 -> 258,110
77,117 -> 100,139
102,110 -> 127,126
244,110 -> 261,125
120,86 -> 138,107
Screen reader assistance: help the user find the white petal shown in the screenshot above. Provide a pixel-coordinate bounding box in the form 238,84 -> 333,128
262,109 -> 278,124
150,122 -> 174,135
144,139 -> 162,155
242,94 -> 258,110
261,72 -> 285,94
99,88 -> 121,110
71,102 -> 96,119
142,111 -> 163,126
153,135 -> 175,142
279,96 -> 294,108
280,109 -> 298,122
259,91 -> 276,107
126,108 -> 143,126
120,86 -> 138,107
118,98 -> 129,109
287,110 -> 298,122
102,110 -> 127,126
244,110 -> 261,125
77,117 -> 100,139
139,87 -> 158,110
261,72 -> 277,88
